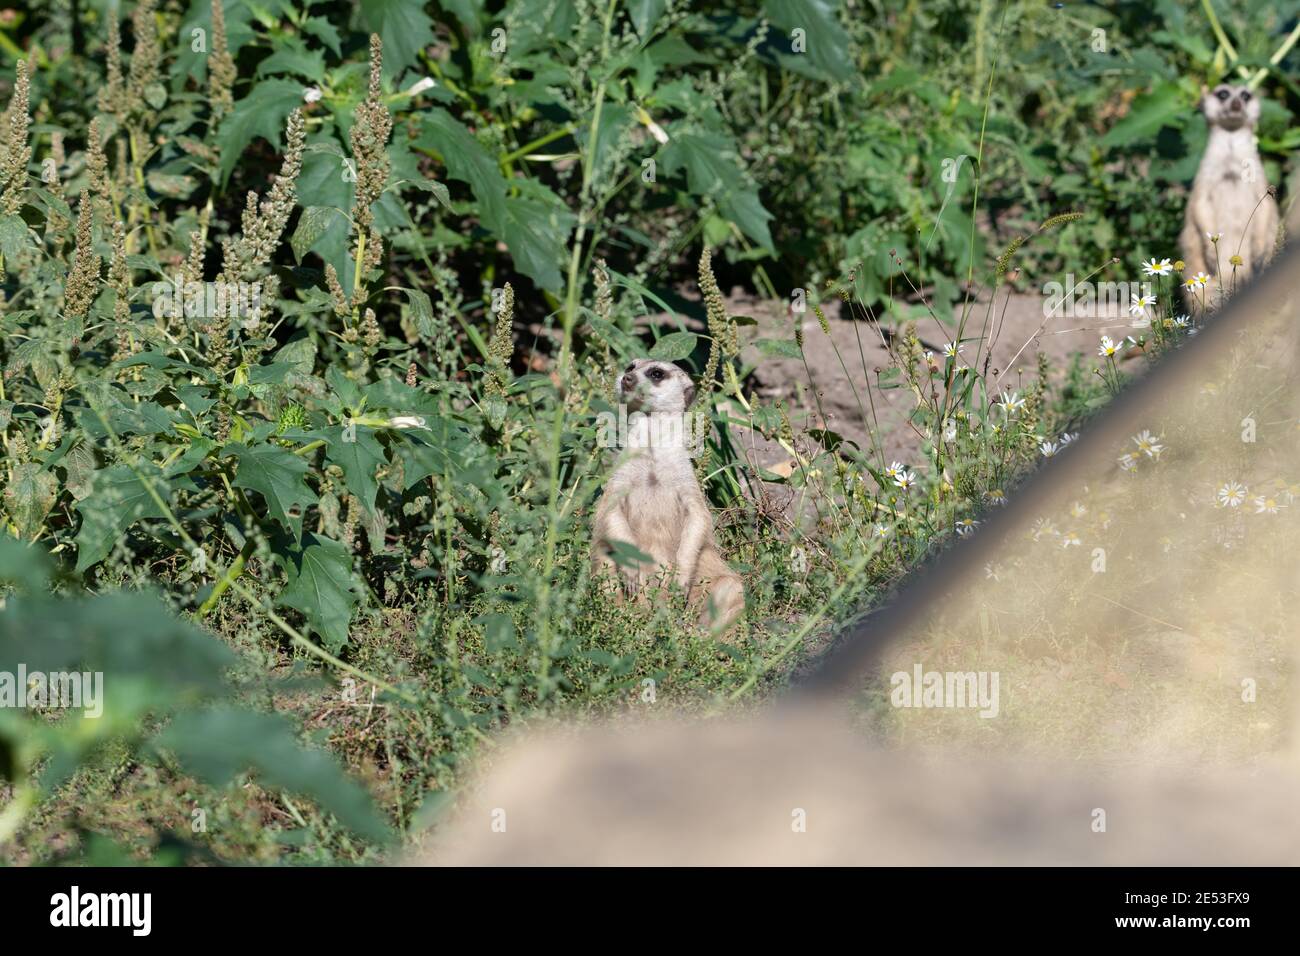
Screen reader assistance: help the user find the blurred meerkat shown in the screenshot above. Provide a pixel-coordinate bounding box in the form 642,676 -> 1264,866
590,358 -> 744,633
1179,84 -> 1278,292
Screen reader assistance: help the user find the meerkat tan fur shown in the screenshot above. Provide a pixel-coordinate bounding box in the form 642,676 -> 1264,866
590,358 -> 744,633
1179,84 -> 1278,294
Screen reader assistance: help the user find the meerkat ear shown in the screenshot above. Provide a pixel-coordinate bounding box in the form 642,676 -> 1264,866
683,378 -> 697,407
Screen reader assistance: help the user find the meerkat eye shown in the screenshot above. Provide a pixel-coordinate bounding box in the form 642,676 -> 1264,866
1216,89 -> 1231,101
648,368 -> 665,383
1240,90 -> 1252,101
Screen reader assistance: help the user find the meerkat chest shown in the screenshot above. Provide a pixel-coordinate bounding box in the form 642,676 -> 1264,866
609,452 -> 699,540
1199,135 -> 1266,193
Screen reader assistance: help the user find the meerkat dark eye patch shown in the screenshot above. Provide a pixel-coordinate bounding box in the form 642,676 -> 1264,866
648,368 -> 665,383
1241,90 -> 1252,101
1216,88 -> 1231,100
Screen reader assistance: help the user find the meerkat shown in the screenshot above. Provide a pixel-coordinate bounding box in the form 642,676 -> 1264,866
590,358 -> 744,633
1179,84 -> 1278,295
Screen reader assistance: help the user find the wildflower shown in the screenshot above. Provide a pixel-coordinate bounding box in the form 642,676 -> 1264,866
1173,314 -> 1191,329
872,523 -> 892,539
943,341 -> 962,358
1173,260 -> 1186,272
1131,429 -> 1164,458
1061,530 -> 1081,548
1217,481 -> 1247,508
209,0 -> 237,120
1059,432 -> 1077,445
404,77 -> 437,97
1098,335 -> 1123,357
1141,258 -> 1173,277
1207,232 -> 1221,242
1031,517 -> 1058,541
1117,452 -> 1139,472
303,87 -> 323,104
349,35 -> 393,240
0,59 -> 31,214
1254,495 -> 1283,514
884,461 -> 904,479
1128,293 -> 1156,316
955,518 -> 979,536
1001,390 -> 1025,415
1069,501 -> 1087,518
984,563 -> 1001,581
1230,254 -> 1243,267
1040,440 -> 1059,458
986,489 -> 1006,506
1192,271 -> 1210,286
894,469 -> 917,491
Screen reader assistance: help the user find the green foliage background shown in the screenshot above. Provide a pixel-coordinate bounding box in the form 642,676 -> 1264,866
0,0 -> 1296,863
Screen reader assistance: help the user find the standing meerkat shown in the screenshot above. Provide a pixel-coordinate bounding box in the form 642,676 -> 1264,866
590,358 -> 744,633
1179,84 -> 1278,293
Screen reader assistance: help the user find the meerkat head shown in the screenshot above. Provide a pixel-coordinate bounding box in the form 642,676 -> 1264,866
1202,84 -> 1260,131
616,358 -> 696,413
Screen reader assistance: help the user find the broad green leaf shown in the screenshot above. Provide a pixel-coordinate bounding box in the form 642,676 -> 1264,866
629,0 -> 669,37
291,205 -> 343,261
73,465 -> 188,572
662,130 -> 774,253
0,214 -> 34,259
414,108 -> 508,225
255,39 -> 327,82
302,16 -> 342,56
227,442 -> 318,538
649,330 -> 698,360
323,423 -> 386,513
3,463 -> 57,542
1100,82 -> 1187,149
753,337 -> 804,359
762,0 -> 854,82
156,707 -> 386,841
216,79 -> 305,185
359,0 -> 436,78
276,534 -> 361,653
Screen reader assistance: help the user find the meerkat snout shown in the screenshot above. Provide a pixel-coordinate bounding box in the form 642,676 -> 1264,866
616,358 -> 696,413
1202,84 -> 1259,131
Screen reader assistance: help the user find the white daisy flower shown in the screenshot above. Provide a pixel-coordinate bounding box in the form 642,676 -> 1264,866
1129,293 -> 1156,315
1040,440 -> 1059,458
1117,452 -> 1139,472
944,341 -> 963,358
955,518 -> 979,536
1254,496 -> 1284,514
1061,530 -> 1081,548
1141,258 -> 1173,277
893,469 -> 917,490
1000,390 -> 1025,415
873,523 -> 892,538
1217,481 -> 1247,508
1206,232 -> 1222,242
1098,335 -> 1122,357
1192,271 -> 1210,286
1031,517 -> 1058,541
985,489 -> 1007,506
1172,314 -> 1191,329
884,461 -> 904,479
1059,431 -> 1077,445
1131,429 -> 1164,458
